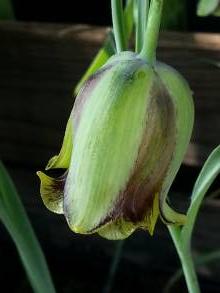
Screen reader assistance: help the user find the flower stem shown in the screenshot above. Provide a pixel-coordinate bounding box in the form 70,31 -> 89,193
111,0 -> 126,53
140,0 -> 164,64
135,0 -> 149,53
168,226 -> 201,293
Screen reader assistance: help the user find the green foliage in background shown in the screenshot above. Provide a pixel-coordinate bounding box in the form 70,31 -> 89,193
197,0 -> 220,16
0,0 -> 14,20
0,162 -> 56,293
161,0 -> 187,30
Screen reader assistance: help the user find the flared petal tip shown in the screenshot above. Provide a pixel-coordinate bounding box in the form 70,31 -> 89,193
147,222 -> 157,237
69,225 -> 89,234
36,171 -> 65,215
45,156 -> 58,170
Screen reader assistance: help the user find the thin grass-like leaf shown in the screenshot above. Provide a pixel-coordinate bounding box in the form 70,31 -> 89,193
181,146 -> 220,245
0,161 -> 56,293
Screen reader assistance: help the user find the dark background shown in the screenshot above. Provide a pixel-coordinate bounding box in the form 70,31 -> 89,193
12,0 -> 220,32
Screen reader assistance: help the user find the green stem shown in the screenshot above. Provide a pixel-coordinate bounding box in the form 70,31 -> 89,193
140,0 -> 164,63
111,0 -> 127,53
136,0 -> 149,53
168,226 -> 200,293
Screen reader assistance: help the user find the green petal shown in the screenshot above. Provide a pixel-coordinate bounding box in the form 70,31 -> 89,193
157,63 -> 194,225
46,116 -> 73,170
64,53 -> 155,233
36,171 -> 65,214
97,219 -> 136,240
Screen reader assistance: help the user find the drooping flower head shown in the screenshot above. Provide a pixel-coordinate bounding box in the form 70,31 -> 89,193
37,52 -> 194,240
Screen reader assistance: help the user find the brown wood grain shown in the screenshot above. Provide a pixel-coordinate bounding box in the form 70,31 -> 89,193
0,21 -> 220,167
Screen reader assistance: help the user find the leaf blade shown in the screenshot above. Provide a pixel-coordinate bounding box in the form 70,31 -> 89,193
0,161 -> 56,293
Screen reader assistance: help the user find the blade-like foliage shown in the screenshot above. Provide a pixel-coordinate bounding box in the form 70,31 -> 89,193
0,161 -> 56,293
181,146 -> 220,244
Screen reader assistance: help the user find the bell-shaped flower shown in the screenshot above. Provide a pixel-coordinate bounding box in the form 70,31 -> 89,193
37,52 -> 194,240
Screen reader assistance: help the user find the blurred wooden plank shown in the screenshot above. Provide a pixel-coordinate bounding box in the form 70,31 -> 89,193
0,21 -> 220,167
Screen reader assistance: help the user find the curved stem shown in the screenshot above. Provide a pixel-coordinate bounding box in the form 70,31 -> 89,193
168,226 -> 200,293
111,0 -> 126,53
140,0 -> 164,64
135,0 -> 149,53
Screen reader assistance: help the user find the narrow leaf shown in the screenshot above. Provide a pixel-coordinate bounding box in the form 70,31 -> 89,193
0,161 -> 56,293
181,146 -> 220,244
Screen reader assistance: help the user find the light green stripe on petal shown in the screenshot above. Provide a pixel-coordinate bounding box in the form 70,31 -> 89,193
46,116 -> 73,170
64,53 -> 154,233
